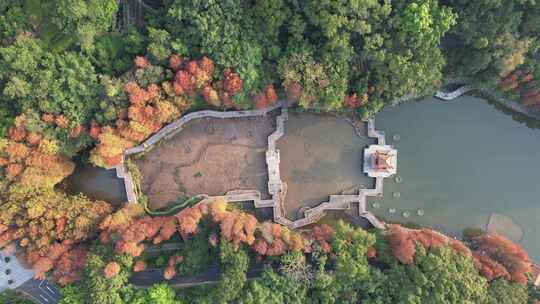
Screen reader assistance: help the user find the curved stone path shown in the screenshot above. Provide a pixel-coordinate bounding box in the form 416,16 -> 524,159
435,84 -> 540,121
435,85 -> 474,100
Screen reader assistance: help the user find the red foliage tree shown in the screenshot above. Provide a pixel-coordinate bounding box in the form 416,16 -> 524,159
134,56 -> 150,69
6,163 -> 24,179
33,257 -> 54,280
104,261 -> 121,279
387,226 -> 416,264
253,239 -> 268,256
265,85 -> 278,104
163,265 -> 176,280
223,70 -> 243,95
266,238 -> 286,256
134,260 -> 146,272
53,245 -> 87,285
89,120 -> 101,139
69,125 -> 84,138
55,115 -> 69,128
169,54 -> 183,72
26,132 -> 42,146
8,127 -> 26,142
473,252 -> 511,281
472,234 -> 532,284
286,83 -> 302,101
367,246 -> 377,258
208,234 -> 219,247
202,86 -> 221,107
41,113 -> 55,124
199,57 -> 215,76
175,70 -> 194,93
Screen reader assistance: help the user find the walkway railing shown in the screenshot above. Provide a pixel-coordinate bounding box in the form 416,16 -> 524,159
116,100 -> 388,230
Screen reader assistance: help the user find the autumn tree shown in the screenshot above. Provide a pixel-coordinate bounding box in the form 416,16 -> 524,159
472,234 -> 532,284
167,0 -> 263,108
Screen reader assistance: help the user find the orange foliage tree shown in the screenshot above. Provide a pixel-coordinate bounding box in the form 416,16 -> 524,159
0,116 -> 76,188
103,261 -> 121,279
97,197 -> 318,273
472,234 -> 532,284
386,225 -> 471,265
0,187 -> 112,284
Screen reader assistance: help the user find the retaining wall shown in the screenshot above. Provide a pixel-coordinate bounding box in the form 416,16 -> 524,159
116,101 -> 388,230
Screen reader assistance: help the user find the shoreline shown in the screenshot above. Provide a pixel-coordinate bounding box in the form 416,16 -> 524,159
435,85 -> 540,123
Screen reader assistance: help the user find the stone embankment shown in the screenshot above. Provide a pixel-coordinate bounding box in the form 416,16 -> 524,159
435,85 -> 474,100
116,101 -> 388,230
115,102 -> 284,204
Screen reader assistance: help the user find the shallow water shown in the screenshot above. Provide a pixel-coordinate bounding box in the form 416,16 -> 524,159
278,112 -> 374,220
372,96 -> 540,260
63,96 -> 540,260
64,164 -> 127,205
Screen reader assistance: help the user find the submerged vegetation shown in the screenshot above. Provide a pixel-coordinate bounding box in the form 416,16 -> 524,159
0,0 -> 539,303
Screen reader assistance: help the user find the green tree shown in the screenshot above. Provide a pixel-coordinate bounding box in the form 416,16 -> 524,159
91,28 -> 147,75
147,27 -> 173,63
167,0 -> 264,107
61,244 -> 134,304
248,0 -> 290,60
131,283 -> 182,304
240,269 -> 307,304
487,279 -> 530,304
402,0 -> 457,46
368,246 -> 489,304
444,0 -> 534,83
52,0 -> 118,51
177,228 -> 218,276
327,220 -> 382,303
0,1 -> 29,43
0,290 -> 34,304
59,285 -> 86,304
0,34 -> 100,154
216,241 -> 249,303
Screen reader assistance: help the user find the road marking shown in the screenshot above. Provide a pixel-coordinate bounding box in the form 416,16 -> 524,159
39,294 -> 50,302
45,285 -> 56,293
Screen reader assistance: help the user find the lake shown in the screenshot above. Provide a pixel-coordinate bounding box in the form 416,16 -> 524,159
372,96 -> 540,260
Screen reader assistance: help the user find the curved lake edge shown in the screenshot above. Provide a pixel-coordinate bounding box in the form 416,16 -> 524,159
437,83 -> 540,125
64,90 -> 540,261
374,95 -> 540,260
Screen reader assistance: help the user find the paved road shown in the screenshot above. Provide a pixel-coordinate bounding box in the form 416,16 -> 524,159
16,279 -> 62,304
130,263 -> 265,288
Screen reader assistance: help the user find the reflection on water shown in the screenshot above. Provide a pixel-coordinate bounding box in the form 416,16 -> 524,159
373,96 -> 540,260
278,112 -> 374,220
63,165 -> 127,205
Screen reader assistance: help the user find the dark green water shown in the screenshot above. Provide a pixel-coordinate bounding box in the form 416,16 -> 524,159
64,165 -> 127,205
372,96 -> 540,260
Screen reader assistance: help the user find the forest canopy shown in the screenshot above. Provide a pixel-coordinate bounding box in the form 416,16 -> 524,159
0,0 -> 539,303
